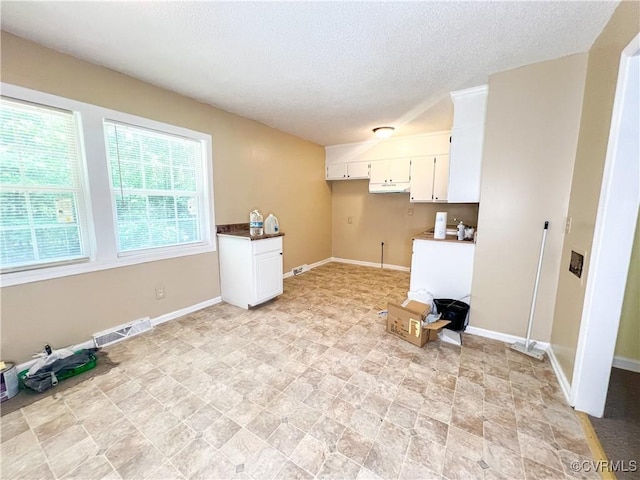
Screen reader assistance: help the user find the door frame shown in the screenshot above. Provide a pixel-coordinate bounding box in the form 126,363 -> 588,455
571,34 -> 640,417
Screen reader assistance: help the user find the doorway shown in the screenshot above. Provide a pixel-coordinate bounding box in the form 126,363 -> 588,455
571,35 -> 640,417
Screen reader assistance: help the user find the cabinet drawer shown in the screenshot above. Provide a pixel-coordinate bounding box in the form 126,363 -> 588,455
251,237 -> 282,255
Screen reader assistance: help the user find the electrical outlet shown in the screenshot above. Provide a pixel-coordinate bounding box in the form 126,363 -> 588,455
565,217 -> 572,234
155,285 -> 166,300
348,216 -> 353,224
408,208 -> 413,216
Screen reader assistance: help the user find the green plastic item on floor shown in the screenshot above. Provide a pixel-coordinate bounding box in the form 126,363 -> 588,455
17,350 -> 98,391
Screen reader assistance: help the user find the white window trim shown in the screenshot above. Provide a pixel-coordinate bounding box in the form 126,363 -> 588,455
104,119 -> 209,255
0,83 -> 216,287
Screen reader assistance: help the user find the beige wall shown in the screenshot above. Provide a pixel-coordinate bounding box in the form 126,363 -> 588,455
0,32 -> 332,363
615,211 -> 640,362
550,1 -> 640,382
470,54 -> 588,342
331,180 -> 478,268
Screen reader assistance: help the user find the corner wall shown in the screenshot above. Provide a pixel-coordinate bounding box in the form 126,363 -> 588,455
0,32 -> 332,363
470,53 -> 588,342
550,1 -> 640,383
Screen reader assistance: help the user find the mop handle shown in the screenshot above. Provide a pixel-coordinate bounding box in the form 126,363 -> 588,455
525,221 -> 549,349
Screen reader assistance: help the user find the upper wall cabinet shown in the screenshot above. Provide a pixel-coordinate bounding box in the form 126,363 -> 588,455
370,158 -> 411,184
325,131 -> 450,181
448,85 -> 488,203
326,161 -> 369,180
410,155 -> 449,202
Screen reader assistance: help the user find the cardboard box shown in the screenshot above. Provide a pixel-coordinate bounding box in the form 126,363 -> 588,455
386,301 -> 450,347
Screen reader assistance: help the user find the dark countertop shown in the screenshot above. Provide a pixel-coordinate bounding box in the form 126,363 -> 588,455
413,231 -> 475,244
216,223 -> 284,241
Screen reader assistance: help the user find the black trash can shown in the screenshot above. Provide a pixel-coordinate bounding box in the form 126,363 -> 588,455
433,299 -> 470,331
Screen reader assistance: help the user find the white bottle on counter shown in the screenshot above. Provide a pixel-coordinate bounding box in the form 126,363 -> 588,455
265,214 -> 279,235
434,212 -> 447,239
457,222 -> 465,241
249,209 -> 264,236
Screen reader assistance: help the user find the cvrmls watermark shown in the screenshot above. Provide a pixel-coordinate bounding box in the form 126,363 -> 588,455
570,460 -> 637,473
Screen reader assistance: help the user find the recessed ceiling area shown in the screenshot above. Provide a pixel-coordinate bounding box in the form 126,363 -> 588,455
0,1 -> 618,146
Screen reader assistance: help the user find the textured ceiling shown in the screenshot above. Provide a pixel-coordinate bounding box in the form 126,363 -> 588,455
1,1 -> 618,146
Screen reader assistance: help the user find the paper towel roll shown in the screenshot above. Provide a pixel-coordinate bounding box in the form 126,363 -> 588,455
434,212 -> 447,239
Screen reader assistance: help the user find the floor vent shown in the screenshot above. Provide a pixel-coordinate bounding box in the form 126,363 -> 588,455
292,264 -> 310,276
93,317 -> 152,348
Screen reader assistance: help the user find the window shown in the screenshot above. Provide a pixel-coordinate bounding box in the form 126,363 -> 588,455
105,122 -> 205,253
0,98 -> 88,272
0,83 -> 215,286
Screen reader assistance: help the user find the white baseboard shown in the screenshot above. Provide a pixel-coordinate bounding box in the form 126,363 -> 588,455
546,345 -> 573,405
150,296 -> 222,326
464,324 -> 572,405
15,296 -> 222,372
465,325 -> 550,350
612,355 -> 640,373
283,257 -> 410,276
283,257 -> 333,279
330,257 -> 410,272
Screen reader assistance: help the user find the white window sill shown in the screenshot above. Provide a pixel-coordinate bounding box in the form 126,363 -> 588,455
0,243 -> 216,287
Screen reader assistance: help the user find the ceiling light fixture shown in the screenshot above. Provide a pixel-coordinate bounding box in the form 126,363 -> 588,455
372,126 -> 395,139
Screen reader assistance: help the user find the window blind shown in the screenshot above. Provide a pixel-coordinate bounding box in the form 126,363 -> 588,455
0,97 -> 88,272
104,121 -> 204,253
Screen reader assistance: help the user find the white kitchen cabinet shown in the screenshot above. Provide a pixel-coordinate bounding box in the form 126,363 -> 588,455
218,235 -> 283,309
326,163 -> 347,180
326,161 -> 370,180
410,238 -> 475,300
370,158 -> 411,184
409,155 -> 449,202
346,161 -> 370,179
432,155 -> 449,201
448,85 -> 488,203
409,157 -> 433,201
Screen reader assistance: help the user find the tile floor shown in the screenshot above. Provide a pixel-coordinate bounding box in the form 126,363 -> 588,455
1,263 -> 597,480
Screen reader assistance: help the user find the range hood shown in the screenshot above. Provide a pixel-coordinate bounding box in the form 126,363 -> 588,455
368,181 -> 410,194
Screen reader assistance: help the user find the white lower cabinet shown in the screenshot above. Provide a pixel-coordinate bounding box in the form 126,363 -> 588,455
218,235 -> 283,309
254,249 -> 283,302
410,238 -> 475,300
